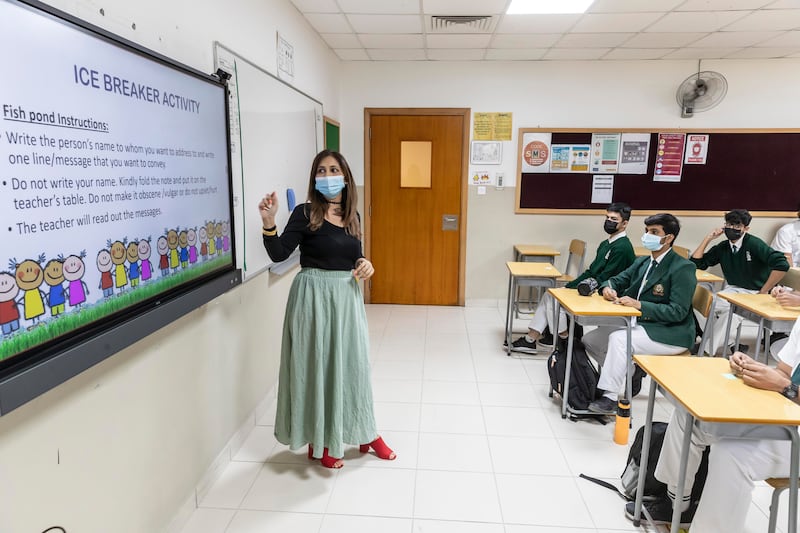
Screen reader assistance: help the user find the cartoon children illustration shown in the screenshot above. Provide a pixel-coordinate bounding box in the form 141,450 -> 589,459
214,222 -> 223,256
157,236 -> 169,277
221,221 -> 230,253
63,252 -> 89,309
178,230 -> 189,269
138,238 -> 153,282
0,271 -> 21,336
110,240 -> 128,293
206,221 -> 217,257
126,241 -> 140,288
43,256 -> 66,317
97,249 -> 114,298
167,229 -> 180,272
187,228 -> 198,264
12,255 -> 47,327
198,225 -> 209,262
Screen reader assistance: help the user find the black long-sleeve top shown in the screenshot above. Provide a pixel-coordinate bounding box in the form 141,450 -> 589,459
262,203 -> 364,270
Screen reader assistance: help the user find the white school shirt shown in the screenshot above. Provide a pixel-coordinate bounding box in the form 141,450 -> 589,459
772,220 -> 800,267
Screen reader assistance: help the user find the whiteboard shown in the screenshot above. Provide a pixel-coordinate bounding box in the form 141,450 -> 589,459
214,42 -> 324,280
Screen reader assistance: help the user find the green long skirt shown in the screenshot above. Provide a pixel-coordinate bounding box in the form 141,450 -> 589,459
274,268 -> 377,459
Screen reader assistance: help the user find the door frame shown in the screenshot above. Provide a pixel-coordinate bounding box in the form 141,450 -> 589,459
363,107 -> 470,305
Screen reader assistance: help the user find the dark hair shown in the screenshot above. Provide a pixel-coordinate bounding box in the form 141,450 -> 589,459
644,213 -> 681,244
607,202 -> 631,221
305,150 -> 361,239
725,209 -> 752,227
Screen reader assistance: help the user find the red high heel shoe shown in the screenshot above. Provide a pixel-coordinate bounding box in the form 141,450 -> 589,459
307,444 -> 343,468
360,436 -> 396,460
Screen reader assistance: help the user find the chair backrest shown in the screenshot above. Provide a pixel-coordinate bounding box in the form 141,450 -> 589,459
783,267 -> 800,291
692,285 -> 715,355
564,239 -> 587,278
673,245 -> 690,259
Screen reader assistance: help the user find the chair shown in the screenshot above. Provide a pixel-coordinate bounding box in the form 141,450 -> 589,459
692,285 -> 715,356
673,245 -> 690,259
556,239 -> 587,285
765,477 -> 791,533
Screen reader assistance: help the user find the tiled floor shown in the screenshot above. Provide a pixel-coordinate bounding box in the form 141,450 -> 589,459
180,304 -> 792,533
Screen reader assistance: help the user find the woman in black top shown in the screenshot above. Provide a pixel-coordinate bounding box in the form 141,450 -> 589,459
259,150 -> 395,469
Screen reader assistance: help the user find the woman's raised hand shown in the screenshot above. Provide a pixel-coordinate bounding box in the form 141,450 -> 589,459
259,192 -> 279,227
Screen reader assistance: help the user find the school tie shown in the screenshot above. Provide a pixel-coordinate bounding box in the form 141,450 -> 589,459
732,245 -> 738,254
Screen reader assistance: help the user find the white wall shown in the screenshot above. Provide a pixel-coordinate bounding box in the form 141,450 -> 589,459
340,59 -> 800,300
0,1 -> 338,532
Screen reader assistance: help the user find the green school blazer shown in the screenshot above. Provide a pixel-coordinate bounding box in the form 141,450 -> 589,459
601,249 -> 697,349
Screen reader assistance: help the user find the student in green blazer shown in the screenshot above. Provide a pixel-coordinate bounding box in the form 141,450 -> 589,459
584,213 -> 697,414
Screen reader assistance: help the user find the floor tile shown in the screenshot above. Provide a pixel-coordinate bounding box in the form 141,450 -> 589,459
495,474 -> 594,528
225,509 -> 323,533
421,380 -> 481,405
239,463 -> 337,513
414,470 -> 502,522
232,426 -> 278,463
198,461 -> 262,509
417,432 -> 493,472
375,402 -> 421,432
321,514 -> 412,533
412,519 -> 504,533
419,404 -> 486,434
373,360 -> 424,381
487,435 -> 570,476
179,508 -> 234,533
326,466 -> 416,517
373,379 -> 423,403
423,357 -> 476,382
482,406 -> 554,438
478,382 -> 539,407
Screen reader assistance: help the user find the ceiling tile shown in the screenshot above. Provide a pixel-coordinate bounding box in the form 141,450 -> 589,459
677,0 -> 772,10
757,30 -> 800,45
289,0 -> 340,14
427,34 -> 493,48
485,48 -> 548,60
722,9 -> 800,30
691,30 -> 782,47
346,14 -> 422,33
646,11 -> 750,32
588,0 -> 683,12
603,48 -> 675,59
571,12 -> 664,32
422,0 -> 509,15
358,34 -> 424,48
490,33 -> 561,47
427,48 -> 486,60
334,48 -> 370,60
337,0 -> 420,14
368,48 -> 427,60
623,32 -> 708,47
496,14 -> 582,33
320,33 -> 361,48
767,0 -> 800,7
304,13 -> 352,33
661,47 -> 742,58
543,47 -> 611,60
724,46 -> 800,57
555,32 -> 635,47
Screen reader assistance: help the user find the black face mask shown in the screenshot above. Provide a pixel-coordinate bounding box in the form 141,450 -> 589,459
603,220 -> 619,235
724,228 -> 743,241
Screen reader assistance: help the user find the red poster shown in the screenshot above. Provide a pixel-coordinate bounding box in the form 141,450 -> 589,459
654,133 -> 685,182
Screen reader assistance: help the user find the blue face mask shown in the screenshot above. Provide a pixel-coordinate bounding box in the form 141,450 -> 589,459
641,232 -> 664,251
315,175 -> 345,199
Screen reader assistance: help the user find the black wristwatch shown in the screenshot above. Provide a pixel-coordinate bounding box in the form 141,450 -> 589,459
782,383 -> 798,400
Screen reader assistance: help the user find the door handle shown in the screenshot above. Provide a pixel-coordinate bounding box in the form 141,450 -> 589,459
442,214 -> 458,231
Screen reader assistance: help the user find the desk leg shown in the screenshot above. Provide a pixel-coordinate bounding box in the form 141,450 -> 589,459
754,317 -> 765,362
789,427 -> 799,533
671,411 -> 694,533
723,303 -> 735,357
561,318 -> 576,419
505,273 -> 514,355
633,379 -> 658,527
624,317 -> 633,405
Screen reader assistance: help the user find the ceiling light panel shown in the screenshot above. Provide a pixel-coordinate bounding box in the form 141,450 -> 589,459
337,0 -> 420,14
507,0 -> 594,14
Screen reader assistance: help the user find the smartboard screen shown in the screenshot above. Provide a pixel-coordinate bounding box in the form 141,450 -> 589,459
0,0 -> 236,404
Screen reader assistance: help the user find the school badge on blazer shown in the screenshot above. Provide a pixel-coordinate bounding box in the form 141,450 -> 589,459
653,284 -> 665,296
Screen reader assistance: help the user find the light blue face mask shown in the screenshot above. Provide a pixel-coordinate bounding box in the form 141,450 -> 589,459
641,232 -> 664,251
315,175 -> 345,199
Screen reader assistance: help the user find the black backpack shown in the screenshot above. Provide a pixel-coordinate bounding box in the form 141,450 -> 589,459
620,422 -> 710,502
547,331 -> 601,411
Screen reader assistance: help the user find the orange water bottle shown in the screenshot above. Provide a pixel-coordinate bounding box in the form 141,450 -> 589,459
614,398 -> 631,445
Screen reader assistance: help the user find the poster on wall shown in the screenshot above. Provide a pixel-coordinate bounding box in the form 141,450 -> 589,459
654,133 -> 686,182
591,175 -> 614,204
520,132 -> 552,173
473,112 -> 512,140
684,134 -> 709,164
549,144 -> 590,172
619,133 -> 651,174
590,133 -> 621,173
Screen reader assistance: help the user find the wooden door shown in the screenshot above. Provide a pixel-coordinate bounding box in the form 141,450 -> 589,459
365,109 -> 468,305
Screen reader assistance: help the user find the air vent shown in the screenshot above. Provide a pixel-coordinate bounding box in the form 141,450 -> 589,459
429,15 -> 496,33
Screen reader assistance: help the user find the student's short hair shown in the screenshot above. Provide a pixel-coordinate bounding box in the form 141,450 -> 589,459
644,213 -> 681,243
725,209 -> 752,227
607,202 -> 632,221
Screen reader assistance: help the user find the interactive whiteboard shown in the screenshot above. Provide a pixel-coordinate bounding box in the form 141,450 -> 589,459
214,42 -> 324,280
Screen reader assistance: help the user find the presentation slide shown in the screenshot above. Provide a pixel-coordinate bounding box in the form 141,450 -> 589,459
0,0 -> 233,364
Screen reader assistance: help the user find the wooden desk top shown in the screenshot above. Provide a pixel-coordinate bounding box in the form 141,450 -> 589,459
514,244 -> 561,257
548,287 -> 641,317
717,292 -> 800,321
634,355 -> 800,425
506,261 -> 562,278
696,270 -> 724,283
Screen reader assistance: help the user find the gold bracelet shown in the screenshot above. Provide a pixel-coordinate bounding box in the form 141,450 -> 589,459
262,227 -> 277,236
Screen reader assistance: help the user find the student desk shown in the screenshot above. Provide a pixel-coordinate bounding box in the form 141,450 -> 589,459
632,355 -> 800,533
695,269 -> 723,288
513,244 -> 560,264
548,287 -> 640,419
719,292 -> 800,361
504,262 -> 562,354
